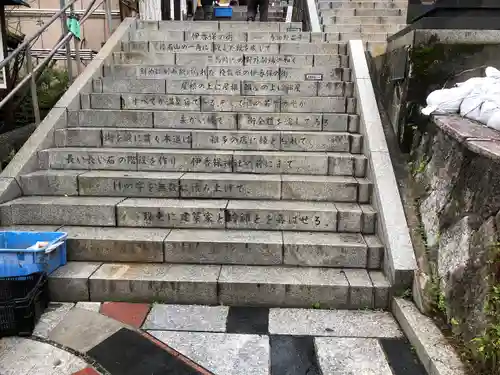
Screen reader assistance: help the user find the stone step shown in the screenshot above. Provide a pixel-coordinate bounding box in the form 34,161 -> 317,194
39,148 -> 367,176
0,225 -> 382,269
0,196 -> 123,227
322,15 -> 406,24
137,21 -> 302,32
320,8 -> 404,17
318,1 -> 407,10
113,52 -> 350,68
1,196 -> 375,233
102,65 -> 353,82
20,170 -> 371,202
94,78 -> 354,97
116,198 -> 374,232
50,261 -> 388,308
338,32 -> 388,42
54,128 -> 361,153
122,41 -> 348,55
86,93 -> 356,114
224,200 -> 375,232
54,226 -> 383,268
129,30 -> 322,43
70,110 -> 360,133
324,23 -> 406,33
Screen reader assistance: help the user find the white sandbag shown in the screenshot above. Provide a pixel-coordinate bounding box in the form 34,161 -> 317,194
421,77 -> 485,116
421,87 -> 466,115
461,75 -> 500,123
460,85 -> 484,121
485,66 -> 500,78
478,100 -> 500,124
486,110 -> 500,131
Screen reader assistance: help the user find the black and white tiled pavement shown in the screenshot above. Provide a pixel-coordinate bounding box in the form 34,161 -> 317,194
142,304 -> 427,375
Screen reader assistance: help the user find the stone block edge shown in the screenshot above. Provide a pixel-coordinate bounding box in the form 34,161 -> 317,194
392,297 -> 467,375
348,39 -> 417,290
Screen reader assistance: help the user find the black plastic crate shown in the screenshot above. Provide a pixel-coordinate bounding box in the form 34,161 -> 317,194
0,272 -> 49,337
0,272 -> 45,302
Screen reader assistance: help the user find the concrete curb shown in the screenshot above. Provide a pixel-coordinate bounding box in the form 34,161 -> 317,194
348,39 -> 417,291
392,297 -> 467,375
0,18 -> 135,205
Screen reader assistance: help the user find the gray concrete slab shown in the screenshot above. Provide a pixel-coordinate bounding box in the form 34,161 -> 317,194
32,303 -> 75,338
0,337 -> 88,374
48,308 -> 124,353
75,302 -> 102,312
315,337 -> 394,375
143,304 -> 229,332
149,331 -> 270,375
269,308 -> 402,337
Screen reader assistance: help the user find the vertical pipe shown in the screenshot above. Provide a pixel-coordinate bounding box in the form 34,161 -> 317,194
25,47 -> 41,126
60,0 -> 73,82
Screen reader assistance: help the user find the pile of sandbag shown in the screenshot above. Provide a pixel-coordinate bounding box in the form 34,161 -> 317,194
421,67 -> 500,131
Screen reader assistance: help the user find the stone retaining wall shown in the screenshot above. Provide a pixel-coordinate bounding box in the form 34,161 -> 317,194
409,113 -> 500,345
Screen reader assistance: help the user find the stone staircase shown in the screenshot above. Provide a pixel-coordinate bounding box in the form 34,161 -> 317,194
0,19 -> 405,310
316,0 -> 407,53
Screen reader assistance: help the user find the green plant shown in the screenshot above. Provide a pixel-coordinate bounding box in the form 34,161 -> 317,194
399,288 -> 413,300
312,302 -> 321,309
468,245 -> 500,374
14,66 -> 69,127
414,158 -> 428,175
437,292 -> 447,314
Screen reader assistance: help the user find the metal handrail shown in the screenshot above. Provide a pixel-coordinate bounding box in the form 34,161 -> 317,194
0,0 -> 114,125
0,0 -> 77,71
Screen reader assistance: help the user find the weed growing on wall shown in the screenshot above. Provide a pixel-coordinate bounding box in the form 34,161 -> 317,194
468,244 -> 500,374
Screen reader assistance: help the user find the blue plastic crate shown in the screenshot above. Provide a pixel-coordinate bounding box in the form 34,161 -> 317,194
0,232 -> 67,277
214,6 -> 232,18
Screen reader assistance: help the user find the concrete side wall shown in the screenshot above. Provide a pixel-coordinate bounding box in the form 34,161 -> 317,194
349,40 -> 417,290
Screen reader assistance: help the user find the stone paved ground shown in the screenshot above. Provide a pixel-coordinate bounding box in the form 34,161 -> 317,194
0,302 -> 428,375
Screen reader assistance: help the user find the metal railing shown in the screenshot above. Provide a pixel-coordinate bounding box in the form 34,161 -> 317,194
0,0 -> 114,125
